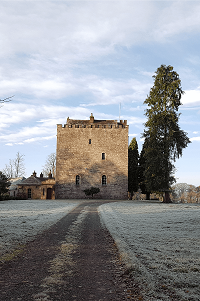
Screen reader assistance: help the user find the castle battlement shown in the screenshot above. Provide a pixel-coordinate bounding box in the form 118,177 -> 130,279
57,113 -> 128,129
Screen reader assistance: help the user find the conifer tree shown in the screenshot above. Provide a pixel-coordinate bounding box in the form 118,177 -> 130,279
142,65 -> 191,202
128,137 -> 139,199
138,139 -> 151,200
0,171 -> 10,200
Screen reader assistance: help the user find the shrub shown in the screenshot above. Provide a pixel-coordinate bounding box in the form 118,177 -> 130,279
83,187 -> 100,198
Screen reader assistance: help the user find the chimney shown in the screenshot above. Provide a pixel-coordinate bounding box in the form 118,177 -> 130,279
90,113 -> 94,123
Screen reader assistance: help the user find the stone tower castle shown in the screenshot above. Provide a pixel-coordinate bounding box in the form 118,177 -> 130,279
55,114 -> 128,199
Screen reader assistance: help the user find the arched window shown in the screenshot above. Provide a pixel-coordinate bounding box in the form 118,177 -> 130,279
102,175 -> 107,186
76,175 -> 80,185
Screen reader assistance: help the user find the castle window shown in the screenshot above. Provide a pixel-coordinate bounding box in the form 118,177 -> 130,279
43,188 -> 45,196
102,153 -> 105,160
76,175 -> 80,185
28,188 -> 32,199
89,139 -> 91,144
102,175 -> 107,186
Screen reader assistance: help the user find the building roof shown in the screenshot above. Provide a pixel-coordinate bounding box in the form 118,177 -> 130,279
9,177 -> 26,191
18,171 -> 55,186
65,113 -> 127,127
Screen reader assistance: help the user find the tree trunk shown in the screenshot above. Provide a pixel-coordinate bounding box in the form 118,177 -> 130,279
163,191 -> 172,203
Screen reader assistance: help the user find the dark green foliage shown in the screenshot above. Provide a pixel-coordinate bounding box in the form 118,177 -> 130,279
128,137 -> 139,198
0,171 -> 10,200
142,65 -> 191,202
15,192 -> 27,200
83,187 -> 100,198
138,139 -> 151,200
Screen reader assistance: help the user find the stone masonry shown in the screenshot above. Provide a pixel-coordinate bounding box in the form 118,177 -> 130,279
55,114 -> 128,199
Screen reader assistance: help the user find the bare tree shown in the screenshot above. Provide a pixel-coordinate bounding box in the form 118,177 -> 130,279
195,186 -> 200,203
3,159 -> 14,178
14,152 -> 25,177
42,152 -> 56,177
0,96 -> 14,107
3,152 -> 25,179
171,183 -> 200,203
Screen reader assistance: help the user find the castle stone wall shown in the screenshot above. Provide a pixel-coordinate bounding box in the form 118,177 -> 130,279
55,116 -> 128,199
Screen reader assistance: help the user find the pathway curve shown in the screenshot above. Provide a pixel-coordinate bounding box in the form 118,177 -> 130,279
0,201 -> 142,301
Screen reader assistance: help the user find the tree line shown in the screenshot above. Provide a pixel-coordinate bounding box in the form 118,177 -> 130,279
171,183 -> 200,203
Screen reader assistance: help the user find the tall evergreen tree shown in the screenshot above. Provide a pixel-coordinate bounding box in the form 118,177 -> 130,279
142,65 -> 191,203
128,137 -> 139,198
138,139 -> 151,200
0,171 -> 10,200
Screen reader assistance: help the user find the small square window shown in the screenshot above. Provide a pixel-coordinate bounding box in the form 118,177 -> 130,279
89,139 -> 91,144
102,153 -> 105,160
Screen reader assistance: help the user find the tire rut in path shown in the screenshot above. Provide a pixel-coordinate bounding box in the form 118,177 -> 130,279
0,201 -> 142,301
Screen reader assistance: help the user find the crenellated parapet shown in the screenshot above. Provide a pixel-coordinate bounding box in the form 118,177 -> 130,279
57,113 -> 128,129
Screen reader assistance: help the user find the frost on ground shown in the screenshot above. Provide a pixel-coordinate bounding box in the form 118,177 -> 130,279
0,199 -> 80,257
99,201 -> 200,301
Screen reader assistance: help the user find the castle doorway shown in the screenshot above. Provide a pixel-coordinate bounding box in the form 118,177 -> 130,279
47,188 -> 52,199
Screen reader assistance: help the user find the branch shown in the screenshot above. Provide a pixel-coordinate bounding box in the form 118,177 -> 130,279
0,95 -> 14,103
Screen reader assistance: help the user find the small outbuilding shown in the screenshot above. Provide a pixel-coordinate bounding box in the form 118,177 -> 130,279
17,171 -> 55,200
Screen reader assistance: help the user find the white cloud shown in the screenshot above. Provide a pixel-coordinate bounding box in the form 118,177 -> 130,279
23,135 -> 55,144
190,136 -> 200,142
0,1 -> 200,102
129,133 -> 138,137
182,89 -> 200,106
5,143 -> 13,146
0,103 -> 90,127
128,116 -> 146,125
153,2 -> 200,41
0,103 -> 91,144
0,1 -> 154,60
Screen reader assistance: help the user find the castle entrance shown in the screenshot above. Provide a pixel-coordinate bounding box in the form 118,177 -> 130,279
46,188 -> 52,199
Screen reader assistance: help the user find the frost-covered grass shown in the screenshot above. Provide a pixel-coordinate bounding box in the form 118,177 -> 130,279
99,201 -> 200,301
0,199 -> 80,257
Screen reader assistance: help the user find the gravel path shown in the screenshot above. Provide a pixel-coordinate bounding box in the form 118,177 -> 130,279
0,201 -> 142,301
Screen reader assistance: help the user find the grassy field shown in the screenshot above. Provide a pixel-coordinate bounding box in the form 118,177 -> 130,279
1,199 -> 199,300
0,199 -> 80,258
99,201 -> 200,301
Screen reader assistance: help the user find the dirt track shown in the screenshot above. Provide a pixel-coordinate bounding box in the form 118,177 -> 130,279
0,201 -> 142,301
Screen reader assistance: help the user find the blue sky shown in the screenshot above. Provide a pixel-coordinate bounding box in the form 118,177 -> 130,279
0,0 -> 200,186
